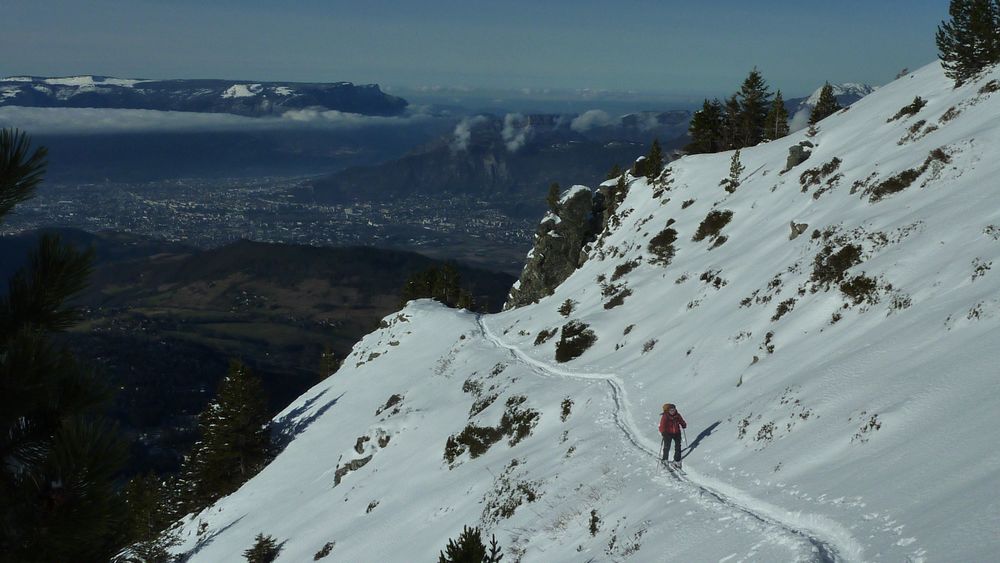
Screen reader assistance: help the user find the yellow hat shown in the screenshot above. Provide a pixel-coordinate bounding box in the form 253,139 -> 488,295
662,403 -> 674,412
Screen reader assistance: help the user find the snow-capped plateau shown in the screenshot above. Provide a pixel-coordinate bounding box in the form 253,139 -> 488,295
167,61 -> 1000,562
0,75 -> 407,117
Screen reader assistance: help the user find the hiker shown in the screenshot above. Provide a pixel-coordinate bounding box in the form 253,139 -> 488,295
659,403 -> 687,467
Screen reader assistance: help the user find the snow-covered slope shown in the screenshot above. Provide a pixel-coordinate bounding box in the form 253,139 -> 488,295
168,62 -> 1000,562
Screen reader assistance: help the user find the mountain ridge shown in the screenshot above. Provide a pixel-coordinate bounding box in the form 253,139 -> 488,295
163,61 -> 1000,562
0,75 -> 408,117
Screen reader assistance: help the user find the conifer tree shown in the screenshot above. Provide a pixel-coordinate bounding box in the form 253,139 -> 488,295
809,83 -> 843,125
763,90 -> 790,141
243,533 -> 281,563
319,344 -> 339,380
605,163 -> 623,180
685,99 -> 724,154
936,0 -> 1000,85
400,264 -> 474,310
545,182 -> 560,213
0,129 -> 127,562
645,138 -> 664,179
438,525 -> 487,563
736,67 -> 772,147
721,95 -> 742,151
181,361 -> 271,509
720,150 -> 745,193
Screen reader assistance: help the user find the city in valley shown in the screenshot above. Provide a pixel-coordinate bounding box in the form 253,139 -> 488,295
2,176 -> 535,274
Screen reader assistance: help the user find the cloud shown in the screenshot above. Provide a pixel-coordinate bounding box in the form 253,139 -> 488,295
501,113 -> 532,153
0,105 -> 433,135
450,115 -> 489,152
570,109 -> 617,132
788,107 -> 812,132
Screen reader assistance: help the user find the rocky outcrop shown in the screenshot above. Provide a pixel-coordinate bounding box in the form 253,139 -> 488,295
783,140 -> 814,172
506,186 -> 599,308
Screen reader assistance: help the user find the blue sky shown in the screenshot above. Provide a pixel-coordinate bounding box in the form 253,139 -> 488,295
4,0 -> 946,98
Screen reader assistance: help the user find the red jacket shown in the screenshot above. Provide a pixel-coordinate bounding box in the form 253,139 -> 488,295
659,411 -> 687,434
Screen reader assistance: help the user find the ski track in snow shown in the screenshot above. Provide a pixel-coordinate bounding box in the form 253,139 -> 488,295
478,314 -> 860,563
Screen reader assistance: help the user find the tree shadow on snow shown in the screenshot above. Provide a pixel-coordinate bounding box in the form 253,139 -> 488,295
682,421 -> 721,460
271,388 -> 345,454
176,515 -> 245,562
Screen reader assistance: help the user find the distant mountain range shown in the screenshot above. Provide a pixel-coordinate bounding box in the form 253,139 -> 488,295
0,75 -> 408,117
304,110 -> 691,215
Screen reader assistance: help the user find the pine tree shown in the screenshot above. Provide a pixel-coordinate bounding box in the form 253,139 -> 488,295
720,150 -> 745,193
243,533 -> 281,563
438,525 -> 487,563
736,68 -> 772,148
545,182 -> 560,213
721,95 -> 742,151
685,99 -> 724,154
0,129 -> 127,562
937,0 -> 1000,85
400,265 -> 474,310
809,83 -> 843,125
319,344 -> 339,380
645,138 -> 664,179
182,361 -> 271,510
605,163 -> 623,180
763,90 -> 790,141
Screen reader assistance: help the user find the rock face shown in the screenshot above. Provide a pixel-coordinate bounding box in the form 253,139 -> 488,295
505,186 -> 599,308
783,140 -> 814,172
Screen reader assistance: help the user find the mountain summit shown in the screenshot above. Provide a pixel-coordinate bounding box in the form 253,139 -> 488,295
164,61 -> 1000,562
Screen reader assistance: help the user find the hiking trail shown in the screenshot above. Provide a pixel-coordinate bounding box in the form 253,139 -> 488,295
478,314 -> 864,563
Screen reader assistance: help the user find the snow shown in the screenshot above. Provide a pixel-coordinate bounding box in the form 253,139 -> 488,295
167,61 -> 1000,562
42,75 -> 146,87
272,86 -> 294,96
558,184 -> 590,204
221,84 -> 262,98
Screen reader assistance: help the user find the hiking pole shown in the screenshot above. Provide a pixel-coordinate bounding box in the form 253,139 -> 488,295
682,428 -> 688,447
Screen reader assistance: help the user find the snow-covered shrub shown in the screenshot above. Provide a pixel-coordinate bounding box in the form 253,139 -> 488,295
481,459 -> 542,525
555,321 -> 598,362
799,157 -> 842,191
604,287 -> 633,309
611,259 -> 640,281
811,243 -> 863,288
692,210 -> 733,243
560,398 -> 573,422
445,396 -> 540,463
887,96 -> 927,122
868,148 -> 950,202
840,274 -> 880,304
771,298 -> 797,321
558,299 -> 577,317
647,226 -> 678,266
533,328 -> 557,346
313,541 -> 335,560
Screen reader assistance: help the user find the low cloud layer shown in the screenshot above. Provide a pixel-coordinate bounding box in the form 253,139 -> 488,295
501,113 -> 532,153
570,109 -> 617,132
450,115 -> 488,152
0,106 -> 433,135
